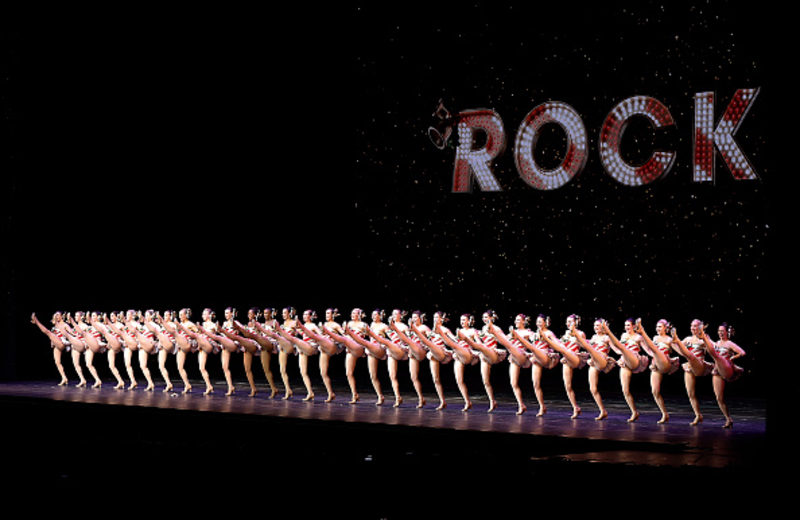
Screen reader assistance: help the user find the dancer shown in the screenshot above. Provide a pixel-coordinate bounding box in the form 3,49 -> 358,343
196,309 -> 222,395
318,309 -> 371,403
60,312 -> 103,388
217,309 -> 269,397
91,312 -> 127,389
31,312 -> 72,386
105,310 -> 146,390
670,319 -> 714,425
487,314 -> 535,415
504,315 -> 560,416
148,310 -> 177,393
226,308 -> 272,397
189,307 -> 241,395
368,309 -> 413,407
338,308 -> 370,403
171,309 -> 202,394
389,310 -> 430,408
234,308 -> 280,398
328,309 -> 390,404
126,310 -> 162,391
360,312 -> 408,406
568,319 -> 616,420
357,310 -> 416,406
538,314 -> 590,418
364,310 -> 390,404
601,318 -> 649,422
295,308 -> 346,402
411,311 -> 454,410
636,319 -> 680,423
704,323 -> 746,428
462,310 -> 508,412
261,307 -> 299,399
438,314 -> 482,411
275,309 -> 322,401
173,308 -> 222,395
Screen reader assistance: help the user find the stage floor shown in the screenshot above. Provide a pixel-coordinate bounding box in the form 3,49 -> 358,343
1,378 -> 765,469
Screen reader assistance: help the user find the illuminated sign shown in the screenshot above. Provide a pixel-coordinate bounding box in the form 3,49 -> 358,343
429,88 -> 760,192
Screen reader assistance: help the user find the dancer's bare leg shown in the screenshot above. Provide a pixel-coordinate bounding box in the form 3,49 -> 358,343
387,357 -> 402,407
198,350 -> 214,395
176,350 -> 191,393
588,368 -> 607,420
532,364 -> 546,416
107,350 -> 125,389
319,352 -> 335,402
620,368 -> 639,422
278,350 -> 292,399
244,351 -> 258,397
260,350 -> 278,398
563,364 -> 581,419
84,349 -> 102,388
409,357 -> 425,408
685,371 -> 703,425
454,361 -> 471,411
651,370 -> 669,423
123,348 -> 137,389
139,350 -> 155,391
429,359 -> 446,410
158,349 -> 174,393
713,375 -> 733,428
298,353 -> 314,401
345,353 -> 359,404
71,349 -> 87,387
508,363 -> 526,415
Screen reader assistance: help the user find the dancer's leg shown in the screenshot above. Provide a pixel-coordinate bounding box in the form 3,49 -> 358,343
685,371 -> 703,425
588,367 -> 607,420
298,354 -> 314,401
429,359 -> 446,410
481,361 -> 496,411
368,355 -> 384,405
260,350 -> 277,397
651,371 -> 669,423
222,349 -> 235,395
532,364 -> 546,416
53,348 -> 68,385
71,349 -> 87,387
409,357 -> 425,408
713,375 -> 733,428
345,353 -> 359,403
158,349 -> 173,392
84,349 -> 102,388
176,350 -> 191,393
123,348 -> 137,389
563,364 -> 580,418
509,363 -> 526,415
198,350 -> 214,394
279,350 -> 292,399
138,350 -> 155,391
319,352 -> 335,402
620,368 -> 638,422
388,357 -> 402,407
454,361 -> 471,411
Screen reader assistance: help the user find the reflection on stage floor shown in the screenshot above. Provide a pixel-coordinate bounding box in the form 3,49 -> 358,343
1,379 -> 765,470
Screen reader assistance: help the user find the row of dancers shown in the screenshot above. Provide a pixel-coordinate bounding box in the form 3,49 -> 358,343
31,307 -> 746,427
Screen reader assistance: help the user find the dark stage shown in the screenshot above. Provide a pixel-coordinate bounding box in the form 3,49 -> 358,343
2,377 -> 766,491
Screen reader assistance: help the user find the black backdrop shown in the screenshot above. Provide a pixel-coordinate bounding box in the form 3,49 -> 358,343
2,4 -> 775,398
